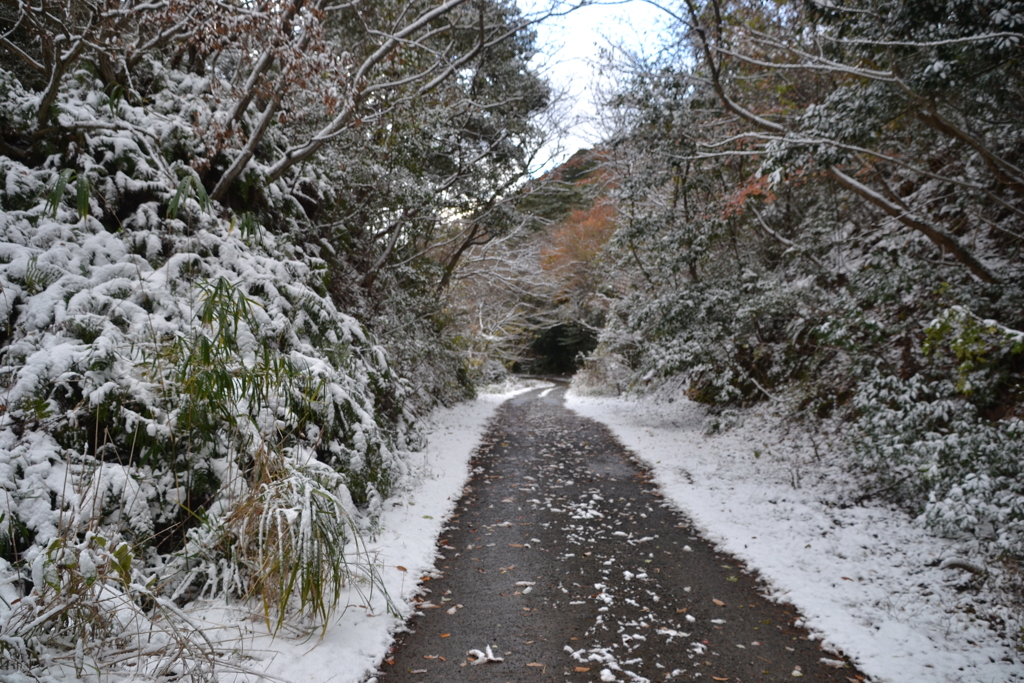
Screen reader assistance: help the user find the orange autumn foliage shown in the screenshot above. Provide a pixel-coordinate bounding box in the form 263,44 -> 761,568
542,201 -> 618,273
722,174 -> 776,218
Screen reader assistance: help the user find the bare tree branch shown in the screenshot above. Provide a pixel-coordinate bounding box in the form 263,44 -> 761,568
826,166 -> 999,284
264,0 -> 473,184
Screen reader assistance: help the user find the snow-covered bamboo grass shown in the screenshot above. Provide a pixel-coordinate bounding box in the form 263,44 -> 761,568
0,66 -> 419,682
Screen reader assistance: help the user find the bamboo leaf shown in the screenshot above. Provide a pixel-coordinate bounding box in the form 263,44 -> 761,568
107,83 -> 124,118
168,173 -> 212,220
46,169 -> 76,217
167,175 -> 190,219
75,175 -> 90,219
193,176 -> 211,212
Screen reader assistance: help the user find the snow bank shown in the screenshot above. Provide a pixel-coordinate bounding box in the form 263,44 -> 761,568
566,392 -> 1022,683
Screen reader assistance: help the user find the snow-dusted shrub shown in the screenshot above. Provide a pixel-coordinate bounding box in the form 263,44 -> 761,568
364,265 -> 475,410
0,70 -> 418,637
174,457 -> 387,634
0,533 -> 217,682
0,207 -> 411,541
571,348 -> 631,395
474,358 -> 510,385
702,409 -> 744,435
924,305 -> 1024,408
602,266 -> 830,406
852,373 -> 1024,556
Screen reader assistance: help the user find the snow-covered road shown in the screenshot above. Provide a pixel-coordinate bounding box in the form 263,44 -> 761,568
380,384 -> 860,682
204,382 -> 1021,683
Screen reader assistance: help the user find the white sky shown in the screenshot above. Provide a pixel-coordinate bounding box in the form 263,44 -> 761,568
516,0 -> 670,169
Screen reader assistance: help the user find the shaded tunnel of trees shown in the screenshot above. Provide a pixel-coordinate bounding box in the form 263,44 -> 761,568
518,322 -> 598,376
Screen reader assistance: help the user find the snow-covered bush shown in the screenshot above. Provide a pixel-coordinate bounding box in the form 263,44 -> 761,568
852,373 -> 1024,556
571,348 -> 631,396
0,2 -> 546,668
600,262 -> 832,406
0,533 -> 217,682
924,305 -> 1024,408
847,306 -> 1024,554
175,457 -> 382,633
0,165 -> 415,621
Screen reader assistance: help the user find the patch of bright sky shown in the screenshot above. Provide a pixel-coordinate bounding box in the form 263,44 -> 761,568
516,1 -> 670,169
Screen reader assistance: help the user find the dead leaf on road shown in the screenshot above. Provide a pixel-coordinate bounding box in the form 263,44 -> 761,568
574,666 -> 591,672
713,598 -> 726,606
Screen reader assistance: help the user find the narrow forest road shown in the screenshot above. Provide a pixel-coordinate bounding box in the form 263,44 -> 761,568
375,386 -> 864,683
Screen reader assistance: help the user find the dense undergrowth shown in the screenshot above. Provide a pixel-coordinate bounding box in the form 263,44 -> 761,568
0,85 -> 419,678
0,0 -> 546,679
566,0 -> 1024,604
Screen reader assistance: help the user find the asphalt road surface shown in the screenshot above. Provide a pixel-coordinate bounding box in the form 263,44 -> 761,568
374,385 -> 864,683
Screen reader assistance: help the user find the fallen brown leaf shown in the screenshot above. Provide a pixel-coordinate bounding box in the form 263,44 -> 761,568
395,566 -> 407,572
574,666 -> 591,673
440,634 -> 451,638
713,598 -> 726,606
527,663 -> 544,667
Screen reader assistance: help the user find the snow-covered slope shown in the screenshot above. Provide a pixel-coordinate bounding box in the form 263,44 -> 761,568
567,392 -> 1023,683
0,65 -> 421,681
